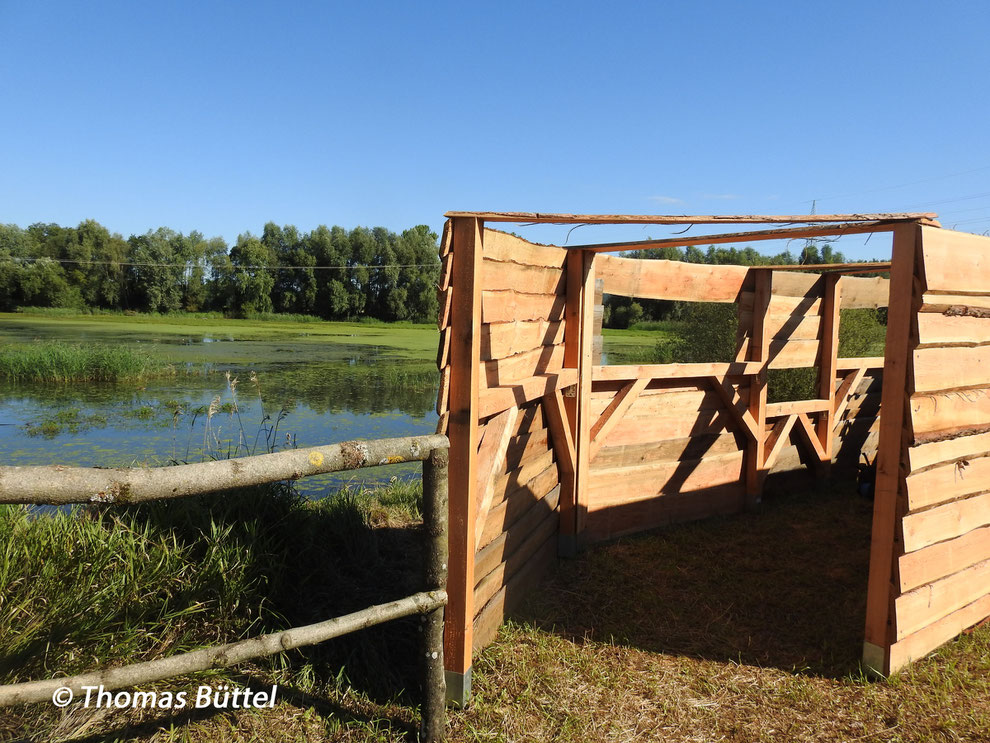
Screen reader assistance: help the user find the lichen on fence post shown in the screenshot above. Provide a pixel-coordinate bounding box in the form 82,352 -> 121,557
420,443 -> 449,742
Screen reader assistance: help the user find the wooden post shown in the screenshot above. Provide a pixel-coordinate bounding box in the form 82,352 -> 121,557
573,252 -> 596,541
816,273 -> 841,467
746,270 -> 771,503
421,446 -> 449,741
443,217 -> 483,705
863,223 -> 918,675
559,250 -> 589,555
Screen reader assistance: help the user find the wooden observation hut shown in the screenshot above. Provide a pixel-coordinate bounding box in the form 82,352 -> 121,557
434,211 -> 990,704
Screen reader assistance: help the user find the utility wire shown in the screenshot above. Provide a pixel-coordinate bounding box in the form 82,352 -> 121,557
0,257 -> 440,271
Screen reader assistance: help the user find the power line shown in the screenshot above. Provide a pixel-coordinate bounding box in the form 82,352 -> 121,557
0,257 -> 440,271
808,164 -> 990,204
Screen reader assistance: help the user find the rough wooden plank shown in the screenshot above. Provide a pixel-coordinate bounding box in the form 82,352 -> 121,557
436,365 -> 450,416
481,258 -> 565,295
481,290 -> 567,324
472,533 -> 557,652
569,222 -> 911,253
478,465 -> 560,550
488,449 -> 556,509
864,223 -> 918,663
478,370 -> 578,420
709,377 -> 759,443
482,343 -> 565,389
543,388 -> 576,478
905,456 -> 990,512
888,592 -> 990,674
910,387 -> 990,439
591,432 -> 740,469
481,228 -> 567,268
474,407 -> 519,550
916,312 -> 990,347
437,326 -> 451,370
592,362 -> 762,382
767,338 -> 820,369
921,294 -> 990,313
768,293 -> 822,316
913,345 -> 990,394
895,559 -> 990,640
446,211 -> 935,225
763,415 -> 798,470
794,412 -> 828,463
574,251 -> 597,538
766,313 -> 822,341
590,386 -> 720,420
908,431 -> 990,472
482,320 -> 564,361
474,493 -> 559,583
766,399 -> 831,417
817,274 -> 841,459
445,217 -> 483,676
503,427 -> 550,474
596,254 -> 747,302
771,271 -> 822,297
588,451 -> 745,505
589,378 -> 649,459
837,356 -> 885,370
918,226 -> 990,294
839,275 -> 890,310
833,367 -> 867,422
902,491 -> 990,553
747,270 -> 771,501
899,526 -> 990,593
437,286 -> 452,330
474,507 -> 559,611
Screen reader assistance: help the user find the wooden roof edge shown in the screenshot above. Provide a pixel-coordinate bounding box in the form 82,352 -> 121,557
443,211 -> 939,225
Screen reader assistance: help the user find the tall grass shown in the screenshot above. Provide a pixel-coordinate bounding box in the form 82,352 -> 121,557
0,341 -> 173,383
0,480 -> 424,688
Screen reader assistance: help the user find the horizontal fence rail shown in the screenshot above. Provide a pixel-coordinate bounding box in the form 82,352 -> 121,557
0,435 -> 450,743
0,434 -> 448,505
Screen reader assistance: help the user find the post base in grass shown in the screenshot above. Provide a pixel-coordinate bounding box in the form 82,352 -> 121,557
444,668 -> 471,707
558,534 -> 578,558
862,642 -> 887,677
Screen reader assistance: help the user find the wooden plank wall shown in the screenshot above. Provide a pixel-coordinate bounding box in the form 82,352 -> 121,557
469,228 -> 570,651
873,226 -> 990,673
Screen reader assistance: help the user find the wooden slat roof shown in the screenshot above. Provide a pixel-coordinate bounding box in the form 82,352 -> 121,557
444,211 -> 938,225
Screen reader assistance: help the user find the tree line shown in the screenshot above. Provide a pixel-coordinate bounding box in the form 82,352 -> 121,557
0,220 -> 440,322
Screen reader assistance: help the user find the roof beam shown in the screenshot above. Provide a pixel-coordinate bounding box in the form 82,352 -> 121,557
443,211 -> 938,225
566,221 -> 910,253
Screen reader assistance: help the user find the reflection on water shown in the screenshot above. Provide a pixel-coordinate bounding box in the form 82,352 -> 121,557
0,340 -> 440,497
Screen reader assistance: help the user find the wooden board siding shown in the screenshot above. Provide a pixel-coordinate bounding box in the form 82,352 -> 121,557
596,254 -> 748,302
873,225 -> 990,675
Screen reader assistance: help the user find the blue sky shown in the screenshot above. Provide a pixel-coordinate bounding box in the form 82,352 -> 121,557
2,1 -> 988,259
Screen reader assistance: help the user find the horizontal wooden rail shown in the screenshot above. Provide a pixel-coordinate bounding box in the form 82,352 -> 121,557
593,362 -> 763,382
571,222 -> 905,253
766,399 -> 831,417
0,590 -> 447,708
0,434 -> 449,506
837,357 -> 885,370
444,211 -> 936,225
0,435 -> 450,740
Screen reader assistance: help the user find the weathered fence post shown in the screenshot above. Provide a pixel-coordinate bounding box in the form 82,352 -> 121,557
421,444 -> 449,742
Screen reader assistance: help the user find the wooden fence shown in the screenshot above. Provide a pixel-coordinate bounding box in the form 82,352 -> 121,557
0,435 -> 450,743
436,210 -> 990,701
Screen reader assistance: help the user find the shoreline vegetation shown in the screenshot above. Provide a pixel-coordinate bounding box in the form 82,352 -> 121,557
0,341 -> 176,383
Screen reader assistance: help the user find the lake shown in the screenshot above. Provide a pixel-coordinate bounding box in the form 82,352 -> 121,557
0,314 -> 441,496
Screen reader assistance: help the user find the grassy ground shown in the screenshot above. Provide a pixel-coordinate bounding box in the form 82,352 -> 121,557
0,312 -> 440,365
3,479 -> 988,742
